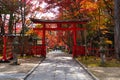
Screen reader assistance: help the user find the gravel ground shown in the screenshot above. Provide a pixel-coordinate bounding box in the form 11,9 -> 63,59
0,57 -> 42,80
88,67 -> 120,80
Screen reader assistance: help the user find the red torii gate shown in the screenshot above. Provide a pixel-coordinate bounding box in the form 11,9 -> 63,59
30,18 -> 88,58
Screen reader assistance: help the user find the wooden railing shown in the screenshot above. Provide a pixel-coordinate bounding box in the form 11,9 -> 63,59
32,45 -> 43,55
73,46 -> 114,57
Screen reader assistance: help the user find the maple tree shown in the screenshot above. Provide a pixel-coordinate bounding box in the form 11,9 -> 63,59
25,0 -> 97,53
0,0 -> 21,34
21,0 -> 115,58
51,0 -> 98,52
0,0 -> 114,41
0,0 -> 116,57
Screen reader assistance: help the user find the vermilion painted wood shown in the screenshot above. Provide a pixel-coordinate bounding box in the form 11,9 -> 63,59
42,23 -> 46,57
75,46 -> 85,56
1,36 -> 8,61
73,23 -> 77,58
30,18 -> 88,24
31,19 -> 88,58
33,27 -> 86,31
32,46 -> 43,55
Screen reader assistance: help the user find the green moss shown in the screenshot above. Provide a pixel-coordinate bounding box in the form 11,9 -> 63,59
77,56 -> 120,67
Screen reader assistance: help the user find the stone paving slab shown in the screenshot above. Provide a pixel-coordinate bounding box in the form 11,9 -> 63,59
25,52 -> 95,80
0,73 -> 25,80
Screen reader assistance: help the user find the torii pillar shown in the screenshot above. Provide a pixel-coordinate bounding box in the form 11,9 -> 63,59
72,23 -> 77,58
42,23 -> 46,57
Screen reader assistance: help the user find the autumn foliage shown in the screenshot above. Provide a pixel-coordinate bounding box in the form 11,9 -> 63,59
0,0 -> 114,51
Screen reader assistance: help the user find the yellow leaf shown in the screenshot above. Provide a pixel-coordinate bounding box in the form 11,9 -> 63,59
100,25 -> 107,29
35,24 -> 43,28
105,40 -> 112,44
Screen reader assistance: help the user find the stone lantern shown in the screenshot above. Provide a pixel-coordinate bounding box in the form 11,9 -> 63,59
99,37 -> 107,64
11,36 -> 20,65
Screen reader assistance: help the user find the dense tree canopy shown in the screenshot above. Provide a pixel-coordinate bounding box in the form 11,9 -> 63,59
1,0 -> 119,59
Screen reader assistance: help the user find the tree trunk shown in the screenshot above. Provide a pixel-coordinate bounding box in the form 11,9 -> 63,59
8,13 -> 14,34
114,0 -> 120,60
0,14 -> 5,35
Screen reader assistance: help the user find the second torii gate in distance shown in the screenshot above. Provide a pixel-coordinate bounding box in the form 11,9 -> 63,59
30,18 -> 88,58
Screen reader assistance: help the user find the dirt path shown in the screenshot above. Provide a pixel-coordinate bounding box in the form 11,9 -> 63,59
88,67 -> 120,80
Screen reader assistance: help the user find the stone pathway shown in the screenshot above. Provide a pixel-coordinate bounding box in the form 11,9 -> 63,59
25,51 -> 95,80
